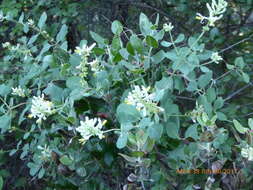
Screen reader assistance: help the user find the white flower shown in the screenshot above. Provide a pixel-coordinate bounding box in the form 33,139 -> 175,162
76,117 -> 104,142
12,86 -> 25,97
27,19 -> 34,26
125,85 -> 164,117
87,59 -> 100,72
37,144 -> 51,161
2,42 -> 10,48
211,52 -> 223,63
241,146 -> 253,161
196,0 -> 228,27
29,94 -> 54,124
163,23 -> 174,32
75,43 -> 96,57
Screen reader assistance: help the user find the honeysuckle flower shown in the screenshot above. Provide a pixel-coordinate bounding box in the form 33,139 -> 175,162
75,43 -> 96,57
163,23 -> 174,32
29,94 -> 54,124
241,146 -> 253,161
76,117 -> 105,143
189,103 -> 204,123
27,19 -> 34,26
196,0 -> 228,27
37,144 -> 51,161
87,59 -> 100,72
2,42 -> 10,48
12,86 -> 25,97
125,85 -> 164,117
211,52 -> 223,64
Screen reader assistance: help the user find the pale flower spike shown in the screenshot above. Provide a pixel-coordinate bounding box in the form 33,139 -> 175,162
196,0 -> 228,27
211,52 -> 223,64
12,86 -> 25,97
29,94 -> 54,124
76,117 -> 105,144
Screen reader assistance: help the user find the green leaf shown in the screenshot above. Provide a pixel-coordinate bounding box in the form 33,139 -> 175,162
43,83 -> 64,102
56,24 -> 68,43
187,81 -> 198,92
90,31 -> 107,46
217,112 -> 227,121
130,35 -> 143,54
155,77 -> 173,90
139,13 -> 152,36
214,97 -> 224,110
76,167 -> 87,177
242,72 -> 250,83
152,50 -> 166,64
111,20 -> 123,35
146,35 -> 158,48
66,76 -> 83,90
28,34 -> 39,45
185,124 -> 199,140
175,34 -> 185,43
235,57 -> 245,69
116,132 -> 128,149
60,155 -> 73,166
126,42 -> 135,55
0,84 -> 11,97
27,162 -> 40,176
233,119 -> 248,134
198,72 -> 212,88
147,123 -> 163,140
38,168 -> 45,179
165,119 -> 180,139
18,12 -> 24,23
161,41 -> 173,47
206,88 -> 216,103
248,118 -> 253,130
38,12 -> 47,29
0,114 -> 11,134
116,104 -> 141,123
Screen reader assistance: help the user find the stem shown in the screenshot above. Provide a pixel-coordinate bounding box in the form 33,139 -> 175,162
10,102 -> 27,110
168,31 -> 179,55
190,30 -> 205,50
103,128 -> 121,133
0,96 -> 10,110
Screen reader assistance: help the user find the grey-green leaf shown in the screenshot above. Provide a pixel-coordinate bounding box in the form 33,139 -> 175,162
111,20 -> 123,35
56,24 -> 68,43
233,119 -> 248,134
38,12 -> 47,29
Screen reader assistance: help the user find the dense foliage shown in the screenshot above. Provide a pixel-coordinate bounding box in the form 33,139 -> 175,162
0,0 -> 253,189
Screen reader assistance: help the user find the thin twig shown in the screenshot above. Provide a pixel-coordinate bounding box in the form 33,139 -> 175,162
224,82 -> 253,101
219,34 -> 253,53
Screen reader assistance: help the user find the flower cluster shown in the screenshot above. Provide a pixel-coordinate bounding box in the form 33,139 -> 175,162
241,145 -> 253,161
125,85 -> 164,117
196,0 -> 228,27
37,145 -> 52,162
211,52 -> 223,64
188,103 -> 205,123
76,117 -> 105,143
29,94 -> 55,124
75,43 -> 102,80
12,86 -> 25,97
75,43 -> 96,57
163,23 -> 174,32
